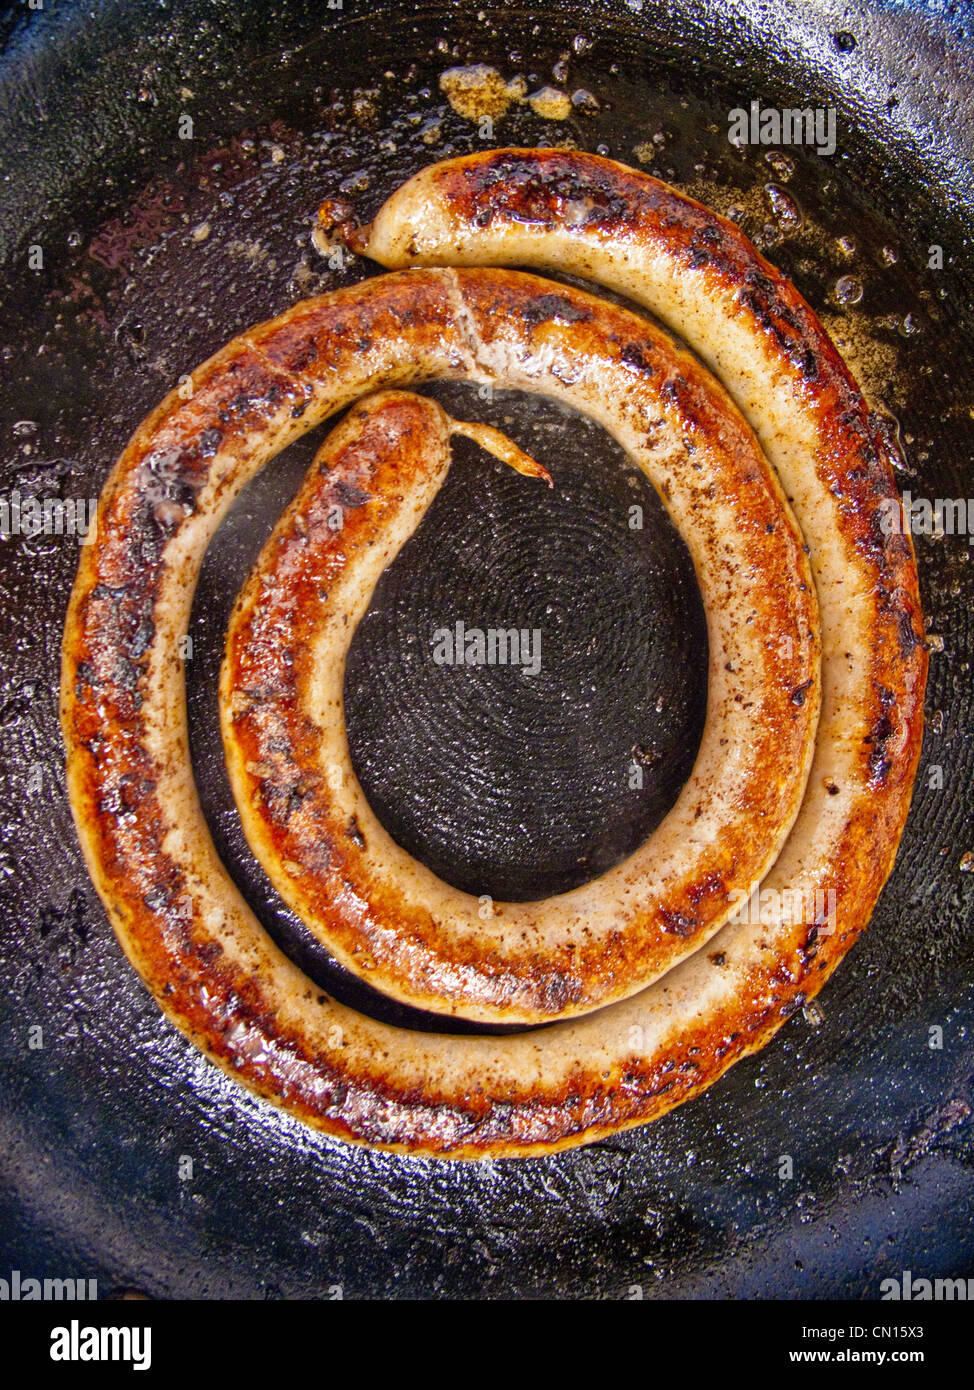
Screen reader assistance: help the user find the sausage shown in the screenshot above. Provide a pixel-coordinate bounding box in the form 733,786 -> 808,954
220,281 -> 820,1025
60,151 -> 925,1156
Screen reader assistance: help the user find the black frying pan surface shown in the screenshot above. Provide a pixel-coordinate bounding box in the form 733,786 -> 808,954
0,0 -> 973,1298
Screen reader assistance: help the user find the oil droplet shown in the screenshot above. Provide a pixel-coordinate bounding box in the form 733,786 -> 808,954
764,149 -> 795,180
960,852 -> 974,873
571,88 -> 601,115
835,274 -> 864,305
765,184 -> 802,231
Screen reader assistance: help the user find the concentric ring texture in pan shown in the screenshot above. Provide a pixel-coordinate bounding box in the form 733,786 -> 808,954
1,0 -> 973,1297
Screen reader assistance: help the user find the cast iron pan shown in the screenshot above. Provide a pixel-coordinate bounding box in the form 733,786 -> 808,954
1,0 -> 973,1299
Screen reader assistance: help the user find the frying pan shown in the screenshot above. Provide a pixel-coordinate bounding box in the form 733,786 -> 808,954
1,0 -> 973,1300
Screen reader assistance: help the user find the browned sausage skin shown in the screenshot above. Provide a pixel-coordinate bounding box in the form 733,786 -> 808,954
59,148 -> 926,1156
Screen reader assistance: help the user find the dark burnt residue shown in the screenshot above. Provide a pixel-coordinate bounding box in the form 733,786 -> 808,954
780,992 -> 807,1019
895,605 -> 924,657
864,684 -> 898,785
688,871 -> 724,906
332,479 -> 372,507
620,342 -> 657,374
797,924 -> 820,967
199,427 -> 223,456
518,293 -> 591,327
460,150 -> 634,231
220,381 -> 282,424
660,908 -> 698,938
739,269 -> 819,382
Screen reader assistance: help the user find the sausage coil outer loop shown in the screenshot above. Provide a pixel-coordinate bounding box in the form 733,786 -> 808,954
60,150 -> 926,1157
